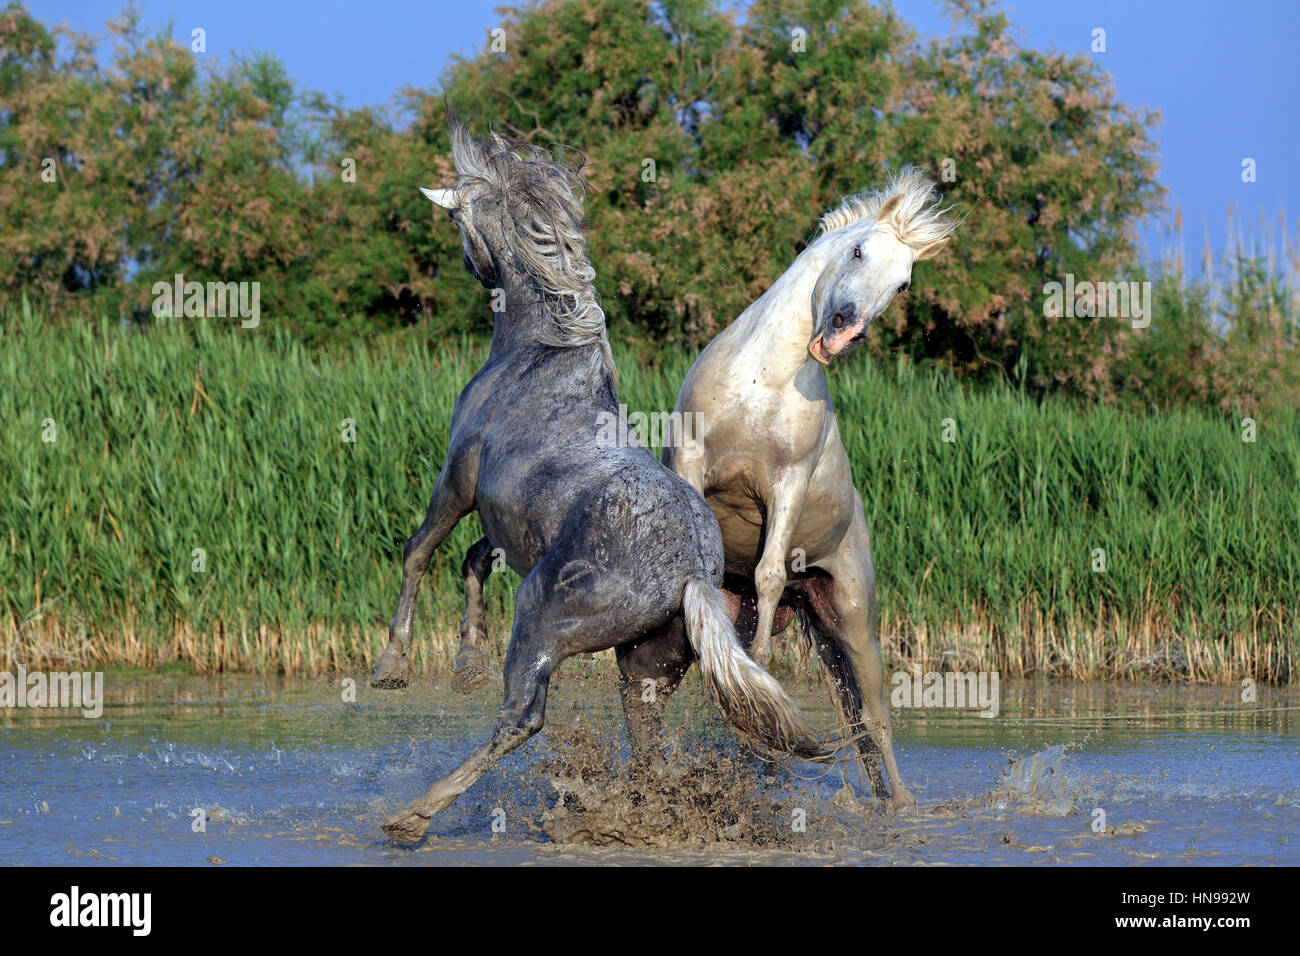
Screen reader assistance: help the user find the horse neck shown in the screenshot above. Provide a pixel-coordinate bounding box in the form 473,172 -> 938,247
485,269 -> 548,356
726,235 -> 840,387
485,269 -> 616,404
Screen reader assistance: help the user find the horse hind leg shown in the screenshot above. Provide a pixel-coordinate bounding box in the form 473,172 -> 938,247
798,603 -> 888,797
804,537 -> 914,810
615,618 -> 692,773
384,602 -> 558,844
615,580 -> 793,773
452,537 -> 495,693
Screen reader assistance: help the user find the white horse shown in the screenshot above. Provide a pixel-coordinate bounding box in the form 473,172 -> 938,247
663,168 -> 961,808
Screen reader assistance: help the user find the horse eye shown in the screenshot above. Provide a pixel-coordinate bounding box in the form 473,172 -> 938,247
852,246 -> 861,259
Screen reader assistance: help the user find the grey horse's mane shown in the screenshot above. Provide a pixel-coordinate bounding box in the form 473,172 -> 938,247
816,165 -> 962,250
448,120 -> 615,384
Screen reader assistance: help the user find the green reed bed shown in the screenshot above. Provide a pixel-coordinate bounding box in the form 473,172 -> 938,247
2,300 -> 1296,681
832,357 -> 1298,681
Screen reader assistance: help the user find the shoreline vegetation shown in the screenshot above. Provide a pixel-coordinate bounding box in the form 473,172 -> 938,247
5,301 -> 1296,684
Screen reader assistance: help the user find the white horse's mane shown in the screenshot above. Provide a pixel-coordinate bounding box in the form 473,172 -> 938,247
816,165 -> 962,251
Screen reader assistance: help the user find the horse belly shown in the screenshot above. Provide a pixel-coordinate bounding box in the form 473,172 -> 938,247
707,479 -> 852,576
713,503 -> 766,574
473,483 -> 557,577
792,477 -> 854,558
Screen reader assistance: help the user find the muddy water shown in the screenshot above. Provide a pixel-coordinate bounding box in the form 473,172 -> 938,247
1,670 -> 1296,865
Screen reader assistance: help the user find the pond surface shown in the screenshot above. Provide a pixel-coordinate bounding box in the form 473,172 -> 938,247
2,671 -> 1296,865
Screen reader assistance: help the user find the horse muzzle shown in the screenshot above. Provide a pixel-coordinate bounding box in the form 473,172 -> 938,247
808,308 -> 868,366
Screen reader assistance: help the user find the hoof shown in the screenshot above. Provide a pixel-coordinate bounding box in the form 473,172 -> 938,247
371,643 -> 410,689
451,637 -> 490,694
886,789 -> 918,814
382,810 -> 430,846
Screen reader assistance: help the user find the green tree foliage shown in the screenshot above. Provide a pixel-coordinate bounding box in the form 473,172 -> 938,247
1,4 -> 329,325
1120,210 -> 1300,413
2,0 -> 1295,410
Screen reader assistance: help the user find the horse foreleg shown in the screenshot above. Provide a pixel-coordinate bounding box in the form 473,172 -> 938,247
384,613 -> 557,844
372,466 -> 472,689
750,471 -> 809,669
452,537 -> 496,693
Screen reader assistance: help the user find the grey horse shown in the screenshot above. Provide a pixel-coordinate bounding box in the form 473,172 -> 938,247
369,118 -> 823,845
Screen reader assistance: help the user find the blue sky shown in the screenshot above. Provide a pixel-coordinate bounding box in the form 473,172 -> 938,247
28,0 -> 1300,274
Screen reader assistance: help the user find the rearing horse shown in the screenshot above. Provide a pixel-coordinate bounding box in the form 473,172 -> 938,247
665,168 -> 961,809
448,168 -> 959,810
369,119 -> 823,844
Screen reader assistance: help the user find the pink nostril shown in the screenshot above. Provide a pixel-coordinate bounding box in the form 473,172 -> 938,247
831,313 -> 844,330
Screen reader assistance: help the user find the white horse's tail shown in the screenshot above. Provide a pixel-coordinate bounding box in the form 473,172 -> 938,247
682,578 -> 826,759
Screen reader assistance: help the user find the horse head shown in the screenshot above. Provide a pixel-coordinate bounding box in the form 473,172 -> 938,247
419,117 -> 612,374
419,121 -> 531,290
807,167 -> 962,366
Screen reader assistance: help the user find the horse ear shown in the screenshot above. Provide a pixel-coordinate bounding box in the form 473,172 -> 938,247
875,193 -> 905,222
913,237 -> 949,261
420,187 -> 459,209
447,115 -> 485,178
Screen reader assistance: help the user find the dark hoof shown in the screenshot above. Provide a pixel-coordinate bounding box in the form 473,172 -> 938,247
451,636 -> 490,694
382,810 -> 430,846
371,643 -> 410,689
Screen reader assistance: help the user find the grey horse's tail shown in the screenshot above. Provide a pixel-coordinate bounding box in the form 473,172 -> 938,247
682,578 -> 826,759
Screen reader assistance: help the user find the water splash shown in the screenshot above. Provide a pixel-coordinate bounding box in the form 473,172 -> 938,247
990,744 -> 1076,816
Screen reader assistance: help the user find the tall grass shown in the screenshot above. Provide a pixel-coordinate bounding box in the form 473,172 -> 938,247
833,356 -> 1298,681
2,297 -> 1296,682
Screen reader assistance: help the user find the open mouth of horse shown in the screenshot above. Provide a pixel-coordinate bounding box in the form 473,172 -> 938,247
808,315 -> 868,366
